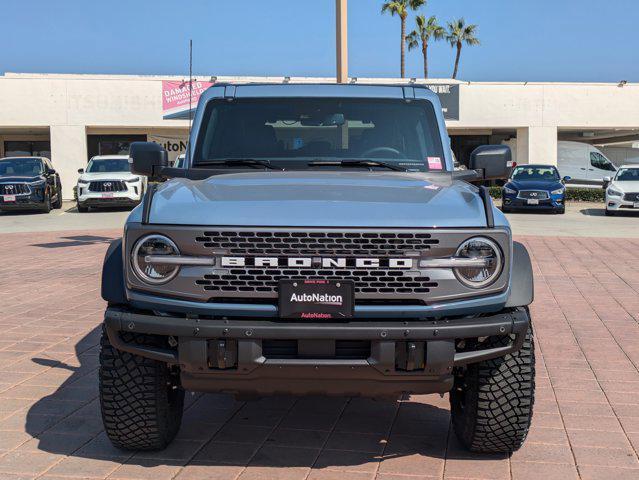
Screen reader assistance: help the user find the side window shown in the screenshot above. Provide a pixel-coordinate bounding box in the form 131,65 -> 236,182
590,152 -> 616,171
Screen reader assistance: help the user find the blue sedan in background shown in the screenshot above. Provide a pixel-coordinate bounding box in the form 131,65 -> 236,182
502,165 -> 570,214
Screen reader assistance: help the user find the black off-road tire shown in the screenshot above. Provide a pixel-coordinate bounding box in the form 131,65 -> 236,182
450,320 -> 535,453
99,326 -> 184,450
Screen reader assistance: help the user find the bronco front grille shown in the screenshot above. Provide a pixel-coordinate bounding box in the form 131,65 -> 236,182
0,183 -> 30,195
194,229 -> 439,295
196,266 -> 437,295
195,230 -> 439,256
89,180 -> 127,192
623,192 -> 639,202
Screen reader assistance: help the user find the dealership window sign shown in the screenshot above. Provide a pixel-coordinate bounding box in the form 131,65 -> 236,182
425,84 -> 459,121
162,80 -> 214,119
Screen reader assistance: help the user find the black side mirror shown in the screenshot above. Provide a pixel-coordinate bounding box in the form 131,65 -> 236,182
48,168 -> 56,174
469,145 -> 511,180
77,168 -> 84,174
129,142 -> 169,180
562,176 -> 571,184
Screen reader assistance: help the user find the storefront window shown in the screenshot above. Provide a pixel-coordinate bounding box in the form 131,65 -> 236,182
4,141 -> 52,158
87,135 -> 147,160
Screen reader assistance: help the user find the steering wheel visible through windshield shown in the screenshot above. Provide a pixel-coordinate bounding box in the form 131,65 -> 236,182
615,168 -> 639,182
193,98 -> 446,172
0,158 -> 44,176
511,166 -> 560,182
86,158 -> 130,173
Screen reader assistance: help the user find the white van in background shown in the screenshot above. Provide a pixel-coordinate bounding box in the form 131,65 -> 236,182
501,139 -> 616,187
557,141 -> 616,186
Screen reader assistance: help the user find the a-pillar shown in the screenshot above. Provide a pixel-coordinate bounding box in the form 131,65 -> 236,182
516,126 -> 558,166
50,125 -> 88,200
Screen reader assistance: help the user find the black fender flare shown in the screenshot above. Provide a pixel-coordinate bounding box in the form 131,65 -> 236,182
101,238 -> 127,305
505,241 -> 534,307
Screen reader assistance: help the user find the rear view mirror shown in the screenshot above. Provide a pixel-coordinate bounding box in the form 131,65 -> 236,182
469,145 -> 510,180
129,142 -> 169,181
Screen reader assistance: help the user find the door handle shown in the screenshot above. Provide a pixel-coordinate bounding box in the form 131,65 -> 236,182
580,168 -> 586,170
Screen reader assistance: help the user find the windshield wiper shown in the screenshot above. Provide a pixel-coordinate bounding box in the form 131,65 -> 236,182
307,159 -> 408,172
197,159 -> 281,170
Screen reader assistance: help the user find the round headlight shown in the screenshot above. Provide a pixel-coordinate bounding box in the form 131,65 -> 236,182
132,234 -> 180,284
454,237 -> 503,289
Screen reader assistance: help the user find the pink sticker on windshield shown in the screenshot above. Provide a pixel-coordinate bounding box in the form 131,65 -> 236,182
427,157 -> 443,170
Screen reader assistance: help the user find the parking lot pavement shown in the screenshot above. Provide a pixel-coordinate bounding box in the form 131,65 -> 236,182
1,230 -> 639,479
2,200 -> 639,237
505,201 -> 639,238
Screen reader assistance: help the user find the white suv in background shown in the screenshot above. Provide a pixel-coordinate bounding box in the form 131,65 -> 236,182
76,155 -> 145,212
605,165 -> 639,216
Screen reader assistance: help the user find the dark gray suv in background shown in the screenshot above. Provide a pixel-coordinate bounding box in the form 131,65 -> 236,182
100,83 -> 535,455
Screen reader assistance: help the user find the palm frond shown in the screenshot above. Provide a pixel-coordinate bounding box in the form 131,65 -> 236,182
381,0 -> 406,16
406,30 -> 419,50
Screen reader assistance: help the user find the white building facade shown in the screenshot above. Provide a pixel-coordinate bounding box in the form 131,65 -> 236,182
0,73 -> 637,199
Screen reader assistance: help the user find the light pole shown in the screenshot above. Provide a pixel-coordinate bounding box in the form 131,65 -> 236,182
336,0 -> 348,83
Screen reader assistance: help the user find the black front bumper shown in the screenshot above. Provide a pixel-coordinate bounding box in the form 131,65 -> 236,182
503,197 -> 564,211
0,194 -> 46,211
79,198 -> 140,208
104,306 -> 530,397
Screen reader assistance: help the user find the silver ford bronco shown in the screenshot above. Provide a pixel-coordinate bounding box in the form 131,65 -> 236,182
100,83 -> 535,454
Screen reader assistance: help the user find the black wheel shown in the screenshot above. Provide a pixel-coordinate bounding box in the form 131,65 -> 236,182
76,201 -> 89,213
99,326 -> 184,450
41,192 -> 52,213
450,318 -> 535,453
605,209 -> 614,216
53,183 -> 63,209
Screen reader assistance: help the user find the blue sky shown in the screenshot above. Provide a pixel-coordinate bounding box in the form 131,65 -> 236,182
3,0 -> 636,82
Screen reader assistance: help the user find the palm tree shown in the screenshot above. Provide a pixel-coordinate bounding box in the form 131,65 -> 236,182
445,18 -> 480,79
406,14 -> 445,78
381,0 -> 426,78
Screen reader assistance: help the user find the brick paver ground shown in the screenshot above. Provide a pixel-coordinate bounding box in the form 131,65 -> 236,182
1,230 -> 639,479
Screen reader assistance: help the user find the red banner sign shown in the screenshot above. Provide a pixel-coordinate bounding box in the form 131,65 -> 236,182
162,80 -> 214,116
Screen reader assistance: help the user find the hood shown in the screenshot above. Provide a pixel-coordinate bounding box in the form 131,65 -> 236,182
146,171 -> 491,228
611,181 -> 639,192
507,179 -> 563,191
78,172 -> 140,183
0,175 -> 43,183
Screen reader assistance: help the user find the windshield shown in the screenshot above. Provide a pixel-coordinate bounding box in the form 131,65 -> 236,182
86,158 -> 130,173
511,166 -> 560,182
0,158 -> 44,176
193,98 -> 446,171
616,168 -> 639,181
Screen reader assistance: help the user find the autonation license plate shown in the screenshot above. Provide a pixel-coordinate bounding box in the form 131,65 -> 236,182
2,195 -> 16,202
101,193 -> 114,198
527,199 -> 539,205
279,280 -> 354,320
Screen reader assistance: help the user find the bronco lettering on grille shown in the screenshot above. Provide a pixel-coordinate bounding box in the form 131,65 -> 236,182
220,257 -> 414,269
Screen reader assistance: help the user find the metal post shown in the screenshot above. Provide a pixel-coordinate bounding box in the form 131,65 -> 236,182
336,0 -> 348,84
